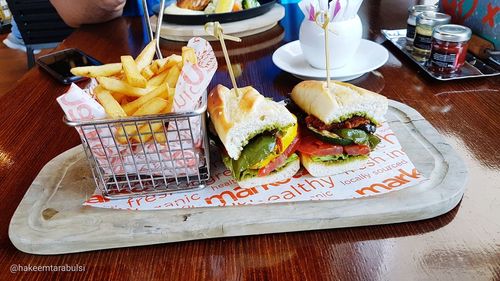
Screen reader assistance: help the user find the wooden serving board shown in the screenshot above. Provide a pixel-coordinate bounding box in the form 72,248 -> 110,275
9,101 -> 467,255
150,4 -> 285,42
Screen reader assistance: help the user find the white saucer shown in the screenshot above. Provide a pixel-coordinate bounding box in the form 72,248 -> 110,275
272,39 -> 389,81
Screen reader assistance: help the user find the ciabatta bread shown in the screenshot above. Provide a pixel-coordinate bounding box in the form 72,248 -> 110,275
290,80 -> 388,124
300,154 -> 368,177
237,157 -> 300,188
208,85 -> 296,160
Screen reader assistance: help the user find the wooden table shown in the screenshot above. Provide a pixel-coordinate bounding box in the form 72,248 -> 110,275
1,1 -> 499,280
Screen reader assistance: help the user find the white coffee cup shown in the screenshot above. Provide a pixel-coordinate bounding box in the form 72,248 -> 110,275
299,15 -> 362,69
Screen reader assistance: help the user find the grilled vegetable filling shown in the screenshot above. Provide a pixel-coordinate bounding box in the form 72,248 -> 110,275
222,122 -> 299,181
299,114 -> 381,163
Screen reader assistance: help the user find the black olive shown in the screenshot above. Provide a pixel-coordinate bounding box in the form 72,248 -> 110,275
282,97 -> 292,106
356,123 -> 377,134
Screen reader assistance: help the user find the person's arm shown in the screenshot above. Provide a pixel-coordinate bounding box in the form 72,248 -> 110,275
49,0 -> 127,28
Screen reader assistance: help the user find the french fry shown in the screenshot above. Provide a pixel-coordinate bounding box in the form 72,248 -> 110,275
165,87 -> 175,113
113,72 -> 125,80
150,90 -> 176,143
134,98 -> 168,116
134,107 -> 172,143
134,121 -> 165,143
153,54 -> 182,73
121,55 -> 147,88
110,91 -> 125,101
116,97 -> 168,144
150,59 -> 162,74
148,71 -> 169,87
116,123 -> 138,144
121,97 -> 129,106
165,66 -> 181,88
95,90 -> 127,118
70,63 -> 122,77
97,76 -> 155,97
132,87 -> 176,143
182,47 -> 197,65
92,85 -> 107,96
90,40 -> 188,145
95,86 -> 126,110
122,83 -> 169,115
153,129 -> 167,143
135,40 -> 156,71
141,65 -> 155,80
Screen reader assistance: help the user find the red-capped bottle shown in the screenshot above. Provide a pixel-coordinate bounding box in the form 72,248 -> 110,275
429,24 -> 472,74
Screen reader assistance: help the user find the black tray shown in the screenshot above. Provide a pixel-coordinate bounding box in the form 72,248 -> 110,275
153,0 -> 276,25
382,29 -> 500,81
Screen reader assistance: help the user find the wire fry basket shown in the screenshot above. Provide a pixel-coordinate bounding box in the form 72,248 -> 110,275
62,0 -> 213,199
64,94 -> 210,199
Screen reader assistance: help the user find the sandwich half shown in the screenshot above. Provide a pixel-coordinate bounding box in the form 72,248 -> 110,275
208,85 -> 300,188
290,80 -> 388,177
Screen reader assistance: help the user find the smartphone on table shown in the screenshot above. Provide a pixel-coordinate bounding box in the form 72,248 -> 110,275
37,48 -> 102,84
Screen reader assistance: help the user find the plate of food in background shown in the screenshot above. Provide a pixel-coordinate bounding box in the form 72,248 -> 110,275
153,0 -> 276,25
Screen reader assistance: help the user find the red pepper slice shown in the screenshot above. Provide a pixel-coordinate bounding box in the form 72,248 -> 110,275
258,136 -> 300,177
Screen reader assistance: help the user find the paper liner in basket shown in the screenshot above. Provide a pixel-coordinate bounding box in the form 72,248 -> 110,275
57,37 -> 217,176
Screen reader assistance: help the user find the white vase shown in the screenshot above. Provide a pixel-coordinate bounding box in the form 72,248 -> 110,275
299,15 -> 362,69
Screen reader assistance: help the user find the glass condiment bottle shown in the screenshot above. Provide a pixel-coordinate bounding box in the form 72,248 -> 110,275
406,4 -> 438,50
429,24 -> 472,74
412,12 -> 451,62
